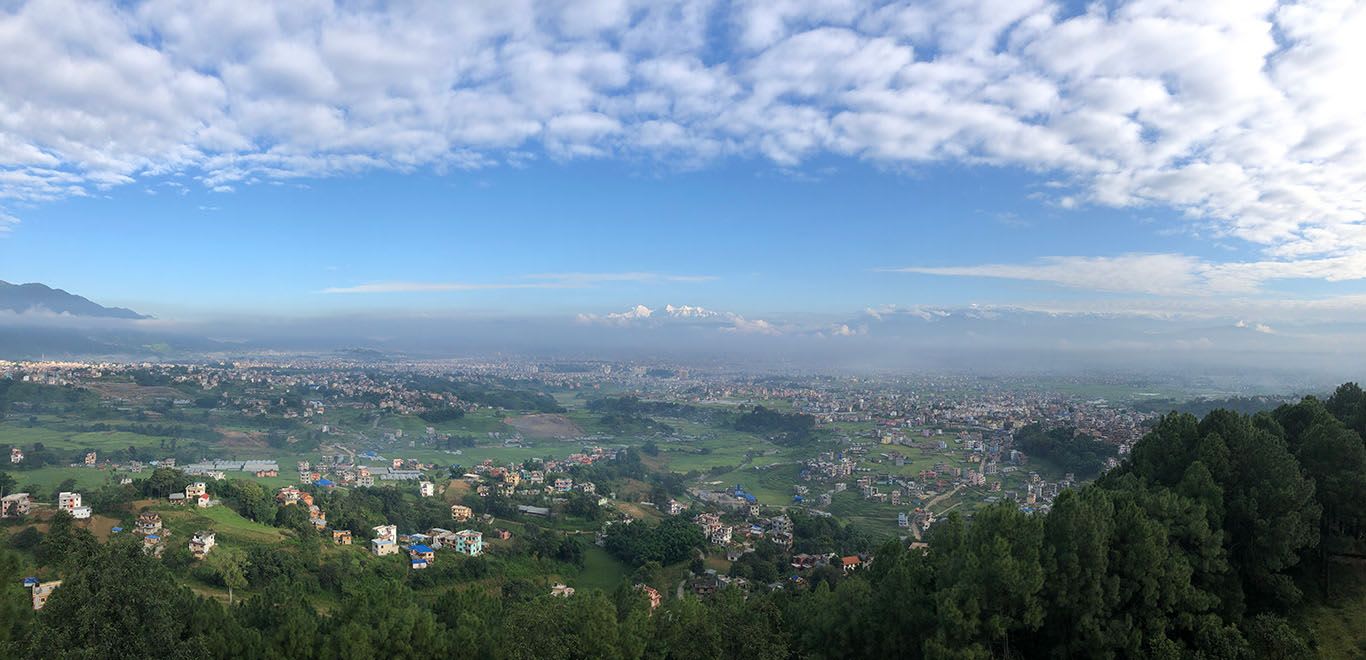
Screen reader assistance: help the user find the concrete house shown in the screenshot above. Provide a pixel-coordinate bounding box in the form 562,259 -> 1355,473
371,538 -> 399,556
1,493 -> 32,518
189,531 -> 216,559
454,529 -> 483,556
450,504 -> 473,522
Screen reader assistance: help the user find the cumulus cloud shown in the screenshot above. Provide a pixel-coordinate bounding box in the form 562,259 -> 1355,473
0,0 -> 1363,275
578,302 -> 783,335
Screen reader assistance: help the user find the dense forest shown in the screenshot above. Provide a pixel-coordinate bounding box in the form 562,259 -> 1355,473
1012,423 -> 1118,478
2,385 -> 1365,658
734,406 -> 817,446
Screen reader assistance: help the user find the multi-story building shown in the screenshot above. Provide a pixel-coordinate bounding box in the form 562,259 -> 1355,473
189,531 -> 216,559
454,529 -> 483,556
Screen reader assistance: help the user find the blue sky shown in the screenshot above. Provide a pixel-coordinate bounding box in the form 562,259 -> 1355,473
1,157 -> 1224,319
1,0 -> 1365,344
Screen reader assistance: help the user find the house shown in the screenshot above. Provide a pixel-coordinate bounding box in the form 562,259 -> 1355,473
371,538 -> 399,556
30,580 -> 61,610
410,557 -> 429,570
58,491 -> 82,512
636,584 -> 662,610
554,478 -> 573,493
190,531 -> 216,559
84,451 -> 97,466
1,493 -> 31,518
255,468 -> 279,478
492,528 -> 512,541
71,505 -> 92,519
276,486 -> 303,505
196,493 -> 213,508
373,524 -> 397,543
710,525 -> 733,545
450,504 -> 473,522
419,481 -> 436,497
550,583 -> 575,597
578,482 -> 596,495
840,556 -> 862,573
133,511 -> 162,538
143,534 -> 164,556
408,544 -> 436,563
690,575 -> 719,598
185,482 -> 207,498
454,529 -> 483,556
517,505 -> 550,517
168,492 -> 187,505
666,499 -> 685,515
332,529 -> 353,545
9,447 -> 22,464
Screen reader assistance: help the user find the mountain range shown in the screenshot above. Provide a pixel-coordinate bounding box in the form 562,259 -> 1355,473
0,280 -> 148,319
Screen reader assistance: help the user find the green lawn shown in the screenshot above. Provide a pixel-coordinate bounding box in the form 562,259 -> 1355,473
3,466 -> 117,496
159,503 -> 288,544
568,546 -> 631,592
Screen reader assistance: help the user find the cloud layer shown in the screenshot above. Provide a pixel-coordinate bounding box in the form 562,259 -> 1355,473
1,0 -> 1363,264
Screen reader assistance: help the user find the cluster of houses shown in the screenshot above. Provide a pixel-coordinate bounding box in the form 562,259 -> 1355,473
692,510 -> 794,552
275,486 -> 328,529
168,482 -> 216,509
369,524 -> 484,569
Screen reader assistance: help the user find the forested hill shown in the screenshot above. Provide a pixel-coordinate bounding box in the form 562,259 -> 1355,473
2,386 -> 1365,658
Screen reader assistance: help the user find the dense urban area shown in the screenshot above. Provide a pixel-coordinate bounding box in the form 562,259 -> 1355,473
0,357 -> 1363,658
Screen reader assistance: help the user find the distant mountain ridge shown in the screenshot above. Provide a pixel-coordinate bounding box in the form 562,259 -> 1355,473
0,280 -> 148,319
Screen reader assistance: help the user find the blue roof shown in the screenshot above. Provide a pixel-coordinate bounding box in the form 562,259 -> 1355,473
315,478 -> 334,486
409,544 -> 434,553
111,526 -> 124,532
22,577 -> 38,586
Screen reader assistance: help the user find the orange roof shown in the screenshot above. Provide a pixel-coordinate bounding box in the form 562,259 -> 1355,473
841,556 -> 861,566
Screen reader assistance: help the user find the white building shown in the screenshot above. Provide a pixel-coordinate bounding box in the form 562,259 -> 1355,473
419,481 -> 436,497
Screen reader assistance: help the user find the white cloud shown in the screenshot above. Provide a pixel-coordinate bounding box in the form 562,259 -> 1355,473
890,251 -> 1366,296
0,0 -> 1364,276
578,302 -> 783,335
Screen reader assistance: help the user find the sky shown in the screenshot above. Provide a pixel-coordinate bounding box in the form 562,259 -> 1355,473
1,0 -> 1365,368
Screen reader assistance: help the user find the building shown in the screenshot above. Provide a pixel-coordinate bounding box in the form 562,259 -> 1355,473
408,544 -> 436,563
196,493 -> 213,508
30,580 -> 61,610
454,529 -> 483,556
135,512 -> 163,536
554,478 -> 573,493
450,504 -> 473,522
841,556 -> 862,573
9,447 -> 22,464
57,491 -> 82,512
189,531 -> 216,559
550,583 -> 575,597
419,481 -> 436,497
636,584 -> 662,610
332,529 -> 352,545
185,482 -> 207,498
373,524 -> 397,543
371,538 -> 399,556
84,451 -> 97,466
1,493 -> 31,518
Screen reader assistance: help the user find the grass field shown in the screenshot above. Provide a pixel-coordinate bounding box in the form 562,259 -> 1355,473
569,546 -> 631,592
158,503 -> 288,544
3,466 -> 117,495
